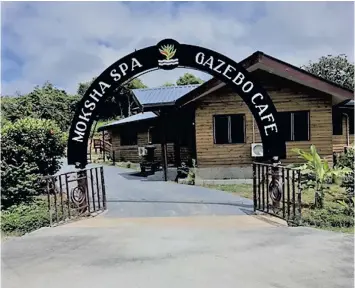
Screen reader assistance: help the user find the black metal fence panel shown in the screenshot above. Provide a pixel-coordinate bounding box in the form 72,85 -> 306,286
43,166 -> 106,226
253,162 -> 302,225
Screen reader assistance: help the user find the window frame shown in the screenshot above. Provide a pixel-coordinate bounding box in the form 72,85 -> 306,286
213,114 -> 246,145
278,110 -> 310,142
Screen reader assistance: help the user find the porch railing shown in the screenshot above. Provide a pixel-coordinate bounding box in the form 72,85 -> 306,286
252,162 -> 302,225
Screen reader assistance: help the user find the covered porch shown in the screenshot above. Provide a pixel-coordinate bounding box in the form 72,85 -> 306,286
97,85 -> 200,181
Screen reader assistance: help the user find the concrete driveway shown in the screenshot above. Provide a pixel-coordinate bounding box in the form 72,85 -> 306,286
2,216 -> 353,288
2,162 -> 353,288
57,161 -> 254,218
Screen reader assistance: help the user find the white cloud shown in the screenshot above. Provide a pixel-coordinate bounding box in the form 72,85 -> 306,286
1,1 -> 353,95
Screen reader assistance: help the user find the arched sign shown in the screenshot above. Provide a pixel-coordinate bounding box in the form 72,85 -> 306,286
68,39 -> 286,168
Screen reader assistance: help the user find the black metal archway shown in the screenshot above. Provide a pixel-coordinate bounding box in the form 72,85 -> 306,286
68,39 -> 286,168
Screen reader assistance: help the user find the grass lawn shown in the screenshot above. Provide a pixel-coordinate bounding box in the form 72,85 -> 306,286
202,184 -> 253,199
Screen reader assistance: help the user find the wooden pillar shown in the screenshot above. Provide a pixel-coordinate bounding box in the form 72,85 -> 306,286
160,112 -> 168,182
174,113 -> 181,167
102,131 -> 105,161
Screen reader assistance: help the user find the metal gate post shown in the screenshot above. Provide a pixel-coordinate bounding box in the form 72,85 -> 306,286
77,169 -> 89,214
100,166 -> 107,210
252,163 -> 257,211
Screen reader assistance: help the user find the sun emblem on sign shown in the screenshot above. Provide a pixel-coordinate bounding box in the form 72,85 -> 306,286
158,44 -> 179,67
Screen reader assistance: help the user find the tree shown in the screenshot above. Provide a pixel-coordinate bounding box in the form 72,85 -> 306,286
176,73 -> 204,85
76,78 -> 147,119
162,82 -> 175,87
1,82 -> 80,132
77,77 -> 96,97
301,54 -> 354,90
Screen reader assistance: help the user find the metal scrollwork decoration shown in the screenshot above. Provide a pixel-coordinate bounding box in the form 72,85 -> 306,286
71,185 -> 87,213
269,179 -> 283,202
269,156 -> 283,211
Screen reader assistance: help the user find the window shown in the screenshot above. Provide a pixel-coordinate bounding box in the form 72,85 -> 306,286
332,111 -> 354,135
213,114 -> 245,144
149,127 -> 160,144
120,128 -> 137,146
349,113 -> 354,135
332,110 -> 343,135
149,126 -> 176,144
278,111 -> 310,141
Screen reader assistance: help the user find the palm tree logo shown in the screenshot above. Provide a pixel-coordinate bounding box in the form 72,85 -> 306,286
158,44 -> 179,67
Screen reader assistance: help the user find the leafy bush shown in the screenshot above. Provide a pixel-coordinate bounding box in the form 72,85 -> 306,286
1,200 -> 50,236
1,118 -> 66,209
0,161 -> 40,209
292,145 -> 351,208
301,202 -> 354,229
336,146 -> 354,170
176,159 -> 197,185
1,117 -> 66,176
186,159 -> 197,185
335,146 -> 354,196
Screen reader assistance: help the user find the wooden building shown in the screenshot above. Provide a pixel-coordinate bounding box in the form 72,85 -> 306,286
99,51 -> 354,179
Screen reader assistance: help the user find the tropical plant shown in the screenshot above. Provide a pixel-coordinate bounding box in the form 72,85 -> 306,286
292,145 -> 352,208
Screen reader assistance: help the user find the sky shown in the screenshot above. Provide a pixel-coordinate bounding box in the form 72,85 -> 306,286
1,1 -> 354,96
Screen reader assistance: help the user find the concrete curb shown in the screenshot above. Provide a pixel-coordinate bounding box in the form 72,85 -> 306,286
195,179 -> 253,185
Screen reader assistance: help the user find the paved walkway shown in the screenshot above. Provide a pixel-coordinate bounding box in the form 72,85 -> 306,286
57,161 -> 254,218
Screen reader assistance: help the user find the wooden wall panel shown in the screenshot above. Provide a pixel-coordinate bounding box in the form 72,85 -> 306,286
110,125 -> 191,165
195,72 -> 334,167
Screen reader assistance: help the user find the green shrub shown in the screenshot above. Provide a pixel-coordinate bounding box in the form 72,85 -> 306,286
1,117 -> 66,176
1,200 -> 50,236
336,146 -> 354,170
0,161 -> 40,209
186,159 -> 197,185
301,207 -> 354,228
1,118 -> 66,209
335,146 -> 354,196
292,145 -> 351,208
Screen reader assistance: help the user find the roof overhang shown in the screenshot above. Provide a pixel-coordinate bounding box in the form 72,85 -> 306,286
176,51 -> 354,107
139,102 -> 176,112
333,99 -> 354,110
97,112 -> 157,132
